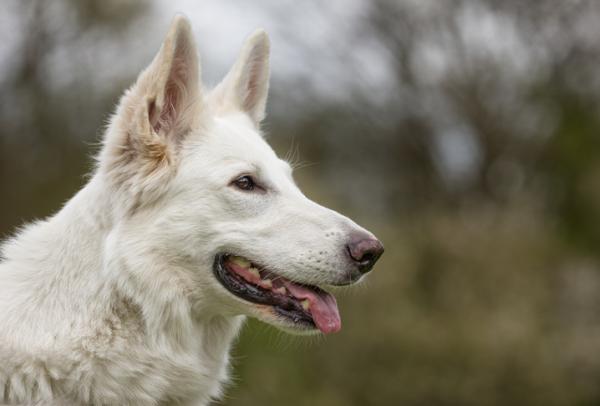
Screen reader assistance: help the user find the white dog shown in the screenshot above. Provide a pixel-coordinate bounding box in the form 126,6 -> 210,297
0,16 -> 383,405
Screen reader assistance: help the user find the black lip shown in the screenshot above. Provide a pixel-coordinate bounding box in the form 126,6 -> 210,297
212,254 -> 316,328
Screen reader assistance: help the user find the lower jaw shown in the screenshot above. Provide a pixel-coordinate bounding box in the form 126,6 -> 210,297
212,254 -> 318,332
273,306 -> 317,331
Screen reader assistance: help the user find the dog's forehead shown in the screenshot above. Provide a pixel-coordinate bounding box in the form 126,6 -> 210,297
210,115 -> 277,160
185,113 -> 293,179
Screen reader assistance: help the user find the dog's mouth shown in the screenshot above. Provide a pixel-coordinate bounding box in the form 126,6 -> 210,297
213,254 -> 341,334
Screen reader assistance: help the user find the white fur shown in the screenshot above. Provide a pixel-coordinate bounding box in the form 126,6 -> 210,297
0,16 -> 375,405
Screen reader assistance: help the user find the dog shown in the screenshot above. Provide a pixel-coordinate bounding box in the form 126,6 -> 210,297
0,16 -> 383,405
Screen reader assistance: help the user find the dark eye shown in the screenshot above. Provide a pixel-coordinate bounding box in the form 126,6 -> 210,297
232,175 -> 255,191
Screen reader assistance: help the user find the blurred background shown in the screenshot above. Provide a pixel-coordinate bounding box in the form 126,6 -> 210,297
2,0 -> 600,405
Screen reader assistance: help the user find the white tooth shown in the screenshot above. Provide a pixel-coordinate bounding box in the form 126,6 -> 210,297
230,256 -> 251,269
301,299 -> 310,310
262,279 -> 272,289
274,287 -> 287,295
248,267 -> 260,279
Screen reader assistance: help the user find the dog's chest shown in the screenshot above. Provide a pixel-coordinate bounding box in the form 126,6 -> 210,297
74,315 -> 242,405
79,336 -> 230,405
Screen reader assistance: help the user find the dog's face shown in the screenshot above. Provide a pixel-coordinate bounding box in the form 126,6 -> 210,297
100,17 -> 383,335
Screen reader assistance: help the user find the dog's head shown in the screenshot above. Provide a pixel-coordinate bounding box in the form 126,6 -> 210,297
99,16 -> 383,335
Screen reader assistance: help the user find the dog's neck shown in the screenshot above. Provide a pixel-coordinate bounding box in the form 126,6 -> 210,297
0,175 -> 245,403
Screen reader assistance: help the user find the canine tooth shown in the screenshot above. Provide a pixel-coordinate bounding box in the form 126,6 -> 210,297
301,299 -> 310,310
230,256 -> 251,269
274,287 -> 287,295
248,267 -> 260,278
261,279 -> 273,289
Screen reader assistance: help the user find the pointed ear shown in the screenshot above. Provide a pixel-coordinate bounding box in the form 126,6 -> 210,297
100,16 -> 202,208
136,15 -> 200,141
211,29 -> 270,127
108,15 -> 200,164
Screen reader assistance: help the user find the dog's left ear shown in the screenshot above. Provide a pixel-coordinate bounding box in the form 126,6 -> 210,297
130,15 -> 201,146
100,15 -> 201,207
106,15 -> 200,160
210,30 -> 270,127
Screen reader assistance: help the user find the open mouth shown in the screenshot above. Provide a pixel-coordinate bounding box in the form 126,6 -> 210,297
213,254 -> 341,334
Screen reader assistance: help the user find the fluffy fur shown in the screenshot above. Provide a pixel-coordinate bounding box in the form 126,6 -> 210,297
0,16 -> 377,405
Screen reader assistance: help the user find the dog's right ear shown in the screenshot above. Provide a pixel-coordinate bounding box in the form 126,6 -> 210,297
100,15 -> 202,206
209,30 -> 270,128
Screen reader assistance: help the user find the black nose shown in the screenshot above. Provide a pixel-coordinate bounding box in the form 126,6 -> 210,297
346,236 -> 384,274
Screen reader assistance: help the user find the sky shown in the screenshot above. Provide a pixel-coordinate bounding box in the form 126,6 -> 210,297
149,0 -> 395,105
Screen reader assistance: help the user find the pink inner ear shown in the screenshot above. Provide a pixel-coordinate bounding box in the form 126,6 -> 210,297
241,45 -> 267,114
151,55 -> 189,136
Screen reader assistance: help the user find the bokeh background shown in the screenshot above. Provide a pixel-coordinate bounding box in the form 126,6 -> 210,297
2,0 -> 600,405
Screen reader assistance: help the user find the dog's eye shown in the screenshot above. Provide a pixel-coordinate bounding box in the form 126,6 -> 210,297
232,175 -> 256,191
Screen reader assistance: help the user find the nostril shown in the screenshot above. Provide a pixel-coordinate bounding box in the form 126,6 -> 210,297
360,252 -> 375,265
346,245 -> 360,263
346,236 -> 384,274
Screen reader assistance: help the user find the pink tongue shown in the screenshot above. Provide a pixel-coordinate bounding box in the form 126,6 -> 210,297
227,260 -> 341,334
282,281 -> 342,334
